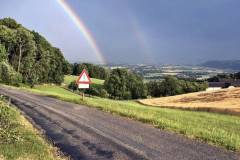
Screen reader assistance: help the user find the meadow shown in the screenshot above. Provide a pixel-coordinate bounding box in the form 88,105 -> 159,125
0,97 -> 66,160
13,79 -> 240,152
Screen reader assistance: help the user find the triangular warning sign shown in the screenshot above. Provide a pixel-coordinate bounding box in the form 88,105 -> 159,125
76,69 -> 91,84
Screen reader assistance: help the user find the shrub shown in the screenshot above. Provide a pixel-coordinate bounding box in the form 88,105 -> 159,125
68,81 -> 78,91
0,62 -> 22,86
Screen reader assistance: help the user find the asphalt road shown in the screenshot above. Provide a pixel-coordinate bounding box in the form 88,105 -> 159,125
0,86 -> 239,160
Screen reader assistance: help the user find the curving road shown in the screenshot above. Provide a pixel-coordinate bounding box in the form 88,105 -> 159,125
0,86 -> 239,160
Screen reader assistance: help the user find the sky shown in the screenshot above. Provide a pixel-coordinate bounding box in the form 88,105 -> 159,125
1,0 -> 240,65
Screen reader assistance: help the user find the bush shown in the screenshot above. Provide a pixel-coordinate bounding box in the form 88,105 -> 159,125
85,85 -> 108,98
0,62 -> 22,86
98,88 -> 108,98
68,81 -> 78,91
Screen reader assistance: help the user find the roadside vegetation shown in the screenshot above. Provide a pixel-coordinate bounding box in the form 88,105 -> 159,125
0,97 -> 66,160
11,84 -> 240,152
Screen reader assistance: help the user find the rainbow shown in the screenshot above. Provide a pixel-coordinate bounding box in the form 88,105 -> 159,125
56,0 -> 106,64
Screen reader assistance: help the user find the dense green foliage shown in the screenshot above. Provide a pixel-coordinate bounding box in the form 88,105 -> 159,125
104,68 -> 147,99
0,18 -> 66,85
72,63 -> 109,79
147,76 -> 208,97
0,62 -> 22,86
18,84 -> 240,151
0,44 -> 7,61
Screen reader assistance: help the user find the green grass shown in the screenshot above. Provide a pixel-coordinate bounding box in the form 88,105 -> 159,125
16,84 -> 240,152
0,97 -> 66,160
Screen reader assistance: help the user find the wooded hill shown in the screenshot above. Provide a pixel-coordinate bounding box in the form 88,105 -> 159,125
0,18 -> 68,85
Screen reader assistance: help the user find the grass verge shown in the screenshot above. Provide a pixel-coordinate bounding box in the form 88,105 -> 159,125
5,84 -> 240,152
0,97 -> 67,160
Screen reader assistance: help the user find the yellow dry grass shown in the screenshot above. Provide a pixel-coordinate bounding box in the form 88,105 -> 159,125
139,88 -> 240,115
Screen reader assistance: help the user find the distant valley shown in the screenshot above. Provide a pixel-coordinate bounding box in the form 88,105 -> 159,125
201,60 -> 240,71
107,64 -> 230,81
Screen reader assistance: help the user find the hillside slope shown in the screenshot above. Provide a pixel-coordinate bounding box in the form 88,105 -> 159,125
139,88 -> 240,115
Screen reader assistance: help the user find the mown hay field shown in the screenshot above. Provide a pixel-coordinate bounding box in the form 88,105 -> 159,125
139,88 -> 240,115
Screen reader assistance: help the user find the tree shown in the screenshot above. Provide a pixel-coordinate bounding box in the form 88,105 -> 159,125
161,76 -> 178,96
0,18 -> 20,29
104,68 -> 146,99
0,44 -> 7,62
62,60 -> 72,75
127,73 -> 147,99
104,69 -> 128,99
14,28 -> 36,73
0,25 -> 15,58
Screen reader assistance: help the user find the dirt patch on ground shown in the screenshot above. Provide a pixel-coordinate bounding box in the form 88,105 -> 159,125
139,88 -> 240,115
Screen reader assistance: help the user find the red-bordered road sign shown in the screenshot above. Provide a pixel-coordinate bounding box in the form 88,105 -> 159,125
76,69 -> 91,88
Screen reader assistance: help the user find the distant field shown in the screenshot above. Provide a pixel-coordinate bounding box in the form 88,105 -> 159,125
0,98 -> 66,160
7,84 -> 240,151
139,88 -> 240,115
64,75 -> 104,86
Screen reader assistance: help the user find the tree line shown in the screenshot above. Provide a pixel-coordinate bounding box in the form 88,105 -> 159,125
71,63 -> 109,80
68,68 -> 208,100
147,77 -> 208,97
0,18 -> 67,86
105,69 -> 207,99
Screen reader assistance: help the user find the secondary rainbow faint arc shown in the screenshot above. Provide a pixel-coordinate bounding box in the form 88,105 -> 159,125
57,0 -> 106,64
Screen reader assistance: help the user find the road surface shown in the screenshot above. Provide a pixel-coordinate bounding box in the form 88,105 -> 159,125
0,86 -> 239,160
